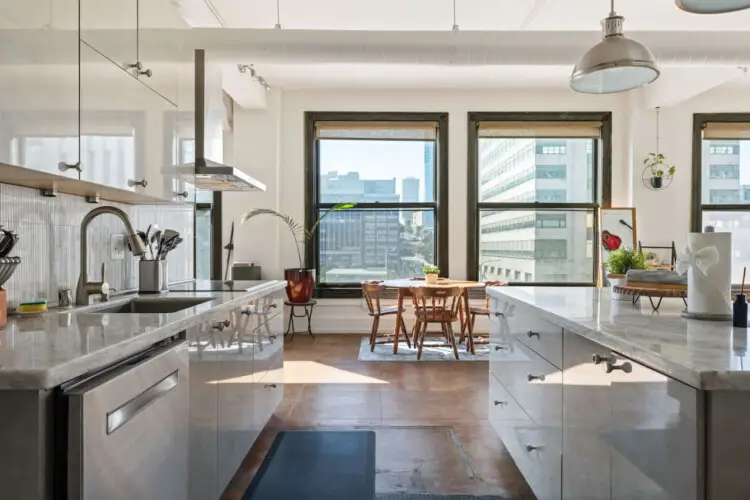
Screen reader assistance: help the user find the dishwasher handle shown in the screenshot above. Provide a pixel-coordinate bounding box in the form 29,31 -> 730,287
107,369 -> 179,434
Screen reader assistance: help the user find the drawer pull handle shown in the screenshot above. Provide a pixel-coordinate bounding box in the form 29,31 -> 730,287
106,370 -> 178,435
494,345 -> 508,351
605,361 -> 633,374
493,400 -> 508,406
175,191 -> 189,198
592,353 -> 616,365
128,178 -> 148,188
527,374 -> 545,382
212,319 -> 230,331
494,312 -> 504,317
264,384 -> 277,388
527,330 -> 540,339
525,444 -> 543,452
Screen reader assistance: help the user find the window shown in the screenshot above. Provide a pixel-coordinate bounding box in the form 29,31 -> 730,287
709,164 -> 740,179
693,116 -> 750,283
469,112 -> 610,285
306,113 -> 448,296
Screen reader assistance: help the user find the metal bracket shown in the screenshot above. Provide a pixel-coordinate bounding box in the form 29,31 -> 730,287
85,194 -> 100,204
40,187 -> 58,197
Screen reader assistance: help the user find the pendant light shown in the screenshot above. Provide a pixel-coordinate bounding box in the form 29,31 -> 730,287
676,0 -> 750,13
570,0 -> 659,94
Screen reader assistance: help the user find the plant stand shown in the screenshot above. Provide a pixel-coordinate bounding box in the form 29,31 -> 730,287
284,300 -> 317,340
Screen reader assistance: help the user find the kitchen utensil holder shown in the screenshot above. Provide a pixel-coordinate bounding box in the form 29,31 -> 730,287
0,257 -> 21,289
139,260 -> 168,294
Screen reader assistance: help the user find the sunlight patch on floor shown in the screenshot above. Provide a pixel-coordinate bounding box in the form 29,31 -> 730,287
208,360 -> 390,385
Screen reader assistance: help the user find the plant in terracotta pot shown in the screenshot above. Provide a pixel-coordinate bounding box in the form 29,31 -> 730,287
241,202 -> 357,303
605,248 -> 648,300
644,152 -> 675,189
423,264 -> 440,284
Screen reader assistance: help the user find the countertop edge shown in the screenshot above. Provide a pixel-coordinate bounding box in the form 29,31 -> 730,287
486,287 -> 720,391
1,281 -> 287,391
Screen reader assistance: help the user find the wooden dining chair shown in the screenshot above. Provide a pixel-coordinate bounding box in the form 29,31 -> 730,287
362,282 -> 411,352
460,281 -> 507,346
410,286 -> 462,360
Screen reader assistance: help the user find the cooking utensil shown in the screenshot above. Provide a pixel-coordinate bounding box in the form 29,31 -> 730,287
157,235 -> 178,260
0,233 -> 19,258
0,257 -> 21,288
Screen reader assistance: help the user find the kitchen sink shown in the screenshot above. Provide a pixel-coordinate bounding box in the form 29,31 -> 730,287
88,297 -> 214,314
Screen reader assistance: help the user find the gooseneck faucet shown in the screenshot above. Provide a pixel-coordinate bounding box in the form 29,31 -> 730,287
75,206 -> 148,306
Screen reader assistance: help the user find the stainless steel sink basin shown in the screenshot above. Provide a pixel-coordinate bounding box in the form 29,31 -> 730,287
89,297 -> 214,314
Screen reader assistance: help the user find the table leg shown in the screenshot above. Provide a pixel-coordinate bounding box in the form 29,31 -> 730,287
458,298 -> 466,340
393,289 -> 404,354
463,289 -> 475,355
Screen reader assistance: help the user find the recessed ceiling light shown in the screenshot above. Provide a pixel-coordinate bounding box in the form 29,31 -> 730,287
676,0 -> 750,13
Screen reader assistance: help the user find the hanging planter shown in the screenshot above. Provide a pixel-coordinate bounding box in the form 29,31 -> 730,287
641,107 -> 676,191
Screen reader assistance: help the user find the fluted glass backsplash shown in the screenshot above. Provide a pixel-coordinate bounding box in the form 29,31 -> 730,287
0,183 -> 194,308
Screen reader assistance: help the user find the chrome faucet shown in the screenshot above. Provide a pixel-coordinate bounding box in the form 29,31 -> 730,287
75,206 -> 147,306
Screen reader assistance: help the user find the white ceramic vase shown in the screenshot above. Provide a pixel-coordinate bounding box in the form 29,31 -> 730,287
425,273 -> 438,284
607,274 -> 628,301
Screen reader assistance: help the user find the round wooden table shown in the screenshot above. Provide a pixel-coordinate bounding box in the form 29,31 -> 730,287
381,279 -> 486,355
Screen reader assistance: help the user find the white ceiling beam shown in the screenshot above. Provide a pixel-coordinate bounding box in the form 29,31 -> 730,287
221,65 -> 268,109
639,66 -> 746,109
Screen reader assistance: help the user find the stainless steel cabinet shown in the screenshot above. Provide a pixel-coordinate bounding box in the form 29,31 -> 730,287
80,0 -> 138,71
188,321 -> 219,500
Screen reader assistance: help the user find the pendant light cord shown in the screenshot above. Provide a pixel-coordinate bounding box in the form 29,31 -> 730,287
610,0 -> 615,15
275,0 -> 281,29
452,0 -> 459,31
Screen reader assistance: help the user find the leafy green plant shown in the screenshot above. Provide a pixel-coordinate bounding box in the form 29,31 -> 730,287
644,152 -> 676,178
606,248 -> 648,275
241,202 -> 357,269
423,264 -> 440,275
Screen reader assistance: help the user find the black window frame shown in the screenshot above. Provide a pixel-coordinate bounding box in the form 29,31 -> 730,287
305,111 -> 449,298
467,111 -> 612,285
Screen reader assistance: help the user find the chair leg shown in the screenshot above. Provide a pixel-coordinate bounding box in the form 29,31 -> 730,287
412,319 -> 421,347
417,321 -> 428,360
399,315 -> 412,348
369,316 -> 380,352
447,323 -> 460,360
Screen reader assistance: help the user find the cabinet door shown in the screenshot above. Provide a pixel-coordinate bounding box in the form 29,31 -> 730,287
216,308 -> 256,494
0,7 -> 79,177
253,296 -> 284,433
79,42 -> 138,189
80,0 -> 137,71
188,322 -> 219,500
136,0 -> 180,104
608,355 -> 700,500
562,329 -> 614,499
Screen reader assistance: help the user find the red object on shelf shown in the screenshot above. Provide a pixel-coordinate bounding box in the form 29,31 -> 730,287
602,230 -> 623,252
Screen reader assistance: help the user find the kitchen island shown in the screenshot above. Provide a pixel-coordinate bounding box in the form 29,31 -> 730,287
0,280 -> 286,500
486,286 -> 750,500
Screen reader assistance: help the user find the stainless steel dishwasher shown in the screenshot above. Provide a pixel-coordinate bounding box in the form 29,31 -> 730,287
61,338 -> 189,500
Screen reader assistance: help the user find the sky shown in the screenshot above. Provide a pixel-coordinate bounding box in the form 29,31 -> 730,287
319,139 -> 431,197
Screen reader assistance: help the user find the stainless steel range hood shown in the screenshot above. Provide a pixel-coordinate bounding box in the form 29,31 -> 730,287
180,49 -> 266,192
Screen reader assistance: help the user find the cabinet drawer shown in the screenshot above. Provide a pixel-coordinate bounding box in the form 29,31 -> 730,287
493,425 -> 561,500
491,340 -> 562,427
490,298 -> 562,368
489,372 -> 532,424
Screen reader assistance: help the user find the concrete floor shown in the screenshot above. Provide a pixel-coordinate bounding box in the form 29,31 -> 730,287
221,334 -> 534,499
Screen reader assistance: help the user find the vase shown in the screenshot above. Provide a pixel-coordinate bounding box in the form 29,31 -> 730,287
284,268 -> 314,303
425,273 -> 438,284
650,176 -> 663,189
607,274 -> 628,301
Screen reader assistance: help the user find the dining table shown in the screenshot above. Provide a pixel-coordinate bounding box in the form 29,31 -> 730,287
381,278 -> 486,355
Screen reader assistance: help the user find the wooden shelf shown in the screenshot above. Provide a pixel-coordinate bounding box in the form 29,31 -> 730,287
0,162 -> 179,205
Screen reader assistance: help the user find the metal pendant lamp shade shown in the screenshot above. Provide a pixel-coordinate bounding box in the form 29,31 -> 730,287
570,6 -> 659,94
676,0 -> 750,13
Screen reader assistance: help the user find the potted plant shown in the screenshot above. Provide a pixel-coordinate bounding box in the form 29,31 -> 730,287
644,152 -> 675,189
423,264 -> 440,284
241,202 -> 356,303
605,248 -> 648,300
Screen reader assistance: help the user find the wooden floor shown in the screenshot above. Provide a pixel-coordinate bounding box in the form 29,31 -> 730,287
221,334 -> 534,499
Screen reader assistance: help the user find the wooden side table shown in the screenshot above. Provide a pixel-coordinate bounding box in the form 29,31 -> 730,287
284,300 -> 316,340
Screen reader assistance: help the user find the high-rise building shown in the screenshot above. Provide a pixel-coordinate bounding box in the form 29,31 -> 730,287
477,138 -> 594,283
401,176 -> 420,225
423,143 -> 435,229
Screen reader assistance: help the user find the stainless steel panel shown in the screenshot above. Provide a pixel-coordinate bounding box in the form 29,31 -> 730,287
66,340 -> 188,500
106,370 -> 178,434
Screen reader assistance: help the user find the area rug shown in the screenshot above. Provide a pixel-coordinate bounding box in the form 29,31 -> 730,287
357,337 -> 490,361
376,495 -> 513,499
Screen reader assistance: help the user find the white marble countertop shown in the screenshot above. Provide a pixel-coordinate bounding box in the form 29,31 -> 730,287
0,280 -> 285,390
487,286 -> 750,391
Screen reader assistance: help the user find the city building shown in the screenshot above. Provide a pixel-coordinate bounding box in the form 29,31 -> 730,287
477,138 -> 594,283
423,143 -> 435,229
401,176 -> 420,225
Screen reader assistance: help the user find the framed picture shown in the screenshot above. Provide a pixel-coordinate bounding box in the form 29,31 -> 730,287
600,207 -> 637,260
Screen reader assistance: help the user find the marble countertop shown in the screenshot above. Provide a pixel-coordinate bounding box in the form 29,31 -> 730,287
487,286 -> 750,391
0,280 -> 286,390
